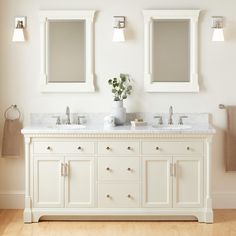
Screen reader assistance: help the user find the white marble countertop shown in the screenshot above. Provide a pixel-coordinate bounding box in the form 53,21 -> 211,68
21,124 -> 216,135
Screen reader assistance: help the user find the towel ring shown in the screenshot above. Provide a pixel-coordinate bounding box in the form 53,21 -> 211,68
4,105 -> 21,120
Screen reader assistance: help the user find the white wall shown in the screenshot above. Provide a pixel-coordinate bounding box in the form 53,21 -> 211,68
0,0 -> 236,209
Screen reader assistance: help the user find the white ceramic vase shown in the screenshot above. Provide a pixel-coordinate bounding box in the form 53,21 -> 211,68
112,100 -> 126,125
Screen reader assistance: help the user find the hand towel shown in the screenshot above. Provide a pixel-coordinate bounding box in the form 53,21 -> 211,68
1,118 -> 22,157
225,106 -> 236,171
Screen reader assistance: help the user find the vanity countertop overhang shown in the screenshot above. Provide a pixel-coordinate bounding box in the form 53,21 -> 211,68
21,124 -> 215,136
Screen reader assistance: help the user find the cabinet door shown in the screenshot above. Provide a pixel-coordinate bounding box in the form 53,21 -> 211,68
34,156 -> 64,208
173,156 -> 203,208
142,156 -> 172,208
65,157 -> 94,208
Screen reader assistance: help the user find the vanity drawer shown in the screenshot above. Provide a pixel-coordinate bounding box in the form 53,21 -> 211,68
98,183 -> 140,208
98,157 -> 140,181
33,141 -> 95,155
98,141 -> 140,156
142,141 -> 203,155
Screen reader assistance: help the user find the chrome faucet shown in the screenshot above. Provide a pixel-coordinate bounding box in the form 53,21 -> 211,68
168,106 -> 174,125
65,106 -> 71,125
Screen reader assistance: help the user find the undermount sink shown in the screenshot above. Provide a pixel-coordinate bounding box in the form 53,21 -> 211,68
152,124 -> 192,130
55,124 -> 86,129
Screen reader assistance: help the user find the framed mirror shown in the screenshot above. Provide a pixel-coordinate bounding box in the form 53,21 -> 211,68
39,10 -> 95,93
143,10 -> 200,92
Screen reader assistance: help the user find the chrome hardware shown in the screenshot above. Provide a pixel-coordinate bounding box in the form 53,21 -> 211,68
127,168 -> 131,171
77,146 -> 82,150
168,106 -> 174,125
61,163 -> 64,176
187,146 -> 190,150
154,115 -> 163,125
77,116 -> 86,124
156,146 -> 159,150
106,147 -> 111,150
47,146 -> 51,150
178,115 -> 188,125
106,194 -> 111,198
127,146 -> 131,150
127,194 -> 132,198
106,167 -> 111,171
65,106 -> 71,125
52,116 -> 61,125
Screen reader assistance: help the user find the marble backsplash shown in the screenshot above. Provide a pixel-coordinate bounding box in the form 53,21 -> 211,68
30,112 -> 210,126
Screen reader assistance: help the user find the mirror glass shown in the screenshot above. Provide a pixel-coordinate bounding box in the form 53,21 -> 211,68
48,20 -> 85,83
152,19 -> 190,83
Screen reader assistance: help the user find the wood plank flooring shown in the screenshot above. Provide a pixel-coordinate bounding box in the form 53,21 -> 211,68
0,210 -> 236,236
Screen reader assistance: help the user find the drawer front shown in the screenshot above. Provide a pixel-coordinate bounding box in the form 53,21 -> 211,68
98,183 -> 140,208
98,141 -> 140,156
98,157 -> 140,181
142,141 -> 203,155
33,141 -> 95,155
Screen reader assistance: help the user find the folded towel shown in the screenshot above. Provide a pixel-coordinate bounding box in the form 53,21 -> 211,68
1,118 -> 22,157
225,106 -> 236,171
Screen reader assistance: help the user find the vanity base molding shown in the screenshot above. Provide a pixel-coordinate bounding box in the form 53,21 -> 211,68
22,131 -> 214,224
24,209 -> 213,223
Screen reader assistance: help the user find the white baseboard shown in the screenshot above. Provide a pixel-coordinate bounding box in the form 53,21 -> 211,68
213,192 -> 236,209
0,191 -> 24,209
0,191 -> 235,209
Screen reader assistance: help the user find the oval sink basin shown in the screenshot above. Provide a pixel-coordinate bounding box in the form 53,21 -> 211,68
152,124 -> 192,130
55,124 -> 86,130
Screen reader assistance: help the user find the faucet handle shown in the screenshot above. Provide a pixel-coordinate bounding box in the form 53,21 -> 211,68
154,116 -> 163,125
52,116 -> 61,125
77,116 -> 86,124
178,116 -> 188,125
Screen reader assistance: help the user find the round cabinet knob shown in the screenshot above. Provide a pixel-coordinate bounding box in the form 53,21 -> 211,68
106,167 -> 110,171
47,146 -> 51,150
127,146 -> 131,150
77,146 -> 82,150
127,168 -> 131,171
187,146 -> 190,150
127,194 -> 131,198
106,194 -> 110,198
106,147 -> 110,150
156,147 -> 159,150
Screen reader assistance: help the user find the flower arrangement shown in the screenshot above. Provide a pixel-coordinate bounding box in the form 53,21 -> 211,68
108,74 -> 132,101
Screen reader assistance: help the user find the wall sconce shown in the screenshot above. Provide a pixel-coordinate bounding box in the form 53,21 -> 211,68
212,16 -> 224,42
113,16 -> 125,42
12,17 -> 26,42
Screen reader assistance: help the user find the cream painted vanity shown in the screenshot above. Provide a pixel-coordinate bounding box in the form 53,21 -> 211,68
22,125 -> 215,223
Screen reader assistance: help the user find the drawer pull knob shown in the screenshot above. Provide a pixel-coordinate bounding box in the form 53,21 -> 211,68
106,167 -> 111,171
127,194 -> 132,198
156,147 -> 159,150
187,146 -> 190,150
106,194 -> 111,198
77,146 -> 82,150
47,146 -> 51,150
106,147 -> 110,150
127,146 -> 131,150
127,168 -> 131,171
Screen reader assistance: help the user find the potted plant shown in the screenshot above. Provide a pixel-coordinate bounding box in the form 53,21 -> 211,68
108,74 -> 132,125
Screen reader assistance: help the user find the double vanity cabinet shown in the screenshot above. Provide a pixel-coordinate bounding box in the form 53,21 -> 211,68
22,126 -> 214,223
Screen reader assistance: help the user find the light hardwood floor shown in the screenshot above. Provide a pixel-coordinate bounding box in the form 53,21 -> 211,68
0,210 -> 236,236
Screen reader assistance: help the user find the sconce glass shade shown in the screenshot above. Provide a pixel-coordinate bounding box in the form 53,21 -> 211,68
12,21 -> 25,42
212,28 -> 224,42
113,28 -> 125,42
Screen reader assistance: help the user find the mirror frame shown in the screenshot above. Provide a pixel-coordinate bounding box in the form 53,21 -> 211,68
143,10 -> 200,93
39,10 -> 95,93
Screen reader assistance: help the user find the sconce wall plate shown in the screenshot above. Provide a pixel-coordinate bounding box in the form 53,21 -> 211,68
113,16 -> 125,28
14,16 -> 26,28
